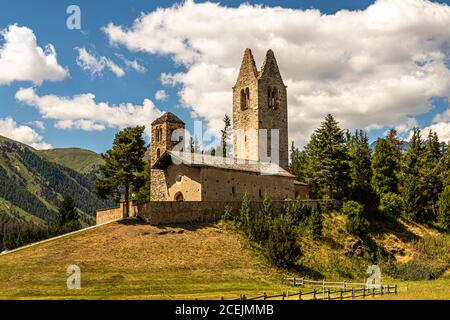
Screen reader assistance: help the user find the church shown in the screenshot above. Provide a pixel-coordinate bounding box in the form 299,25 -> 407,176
149,48 -> 308,202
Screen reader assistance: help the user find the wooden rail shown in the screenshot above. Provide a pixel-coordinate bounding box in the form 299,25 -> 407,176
222,278 -> 397,301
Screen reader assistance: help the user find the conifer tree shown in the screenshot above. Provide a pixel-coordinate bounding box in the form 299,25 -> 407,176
371,138 -> 399,195
56,195 -> 81,232
304,114 -> 350,199
221,114 -> 231,158
94,126 -> 147,218
348,130 -> 378,213
421,130 -> 443,209
289,141 -> 308,182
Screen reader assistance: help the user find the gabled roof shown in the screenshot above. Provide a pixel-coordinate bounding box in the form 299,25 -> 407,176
153,150 -> 295,178
152,112 -> 185,125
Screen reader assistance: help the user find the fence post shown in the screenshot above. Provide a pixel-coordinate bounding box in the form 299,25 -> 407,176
263,292 -> 267,300
381,286 -> 384,296
340,288 -> 343,300
395,285 -> 398,295
293,277 -> 296,286
352,288 -> 355,300
300,278 -> 304,287
327,289 -> 331,300
299,291 -> 302,300
372,288 -> 375,298
313,289 -> 317,300
282,292 -> 285,301
363,288 -> 366,298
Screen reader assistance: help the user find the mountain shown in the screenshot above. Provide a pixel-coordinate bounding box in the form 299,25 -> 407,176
38,148 -> 104,174
0,135 -> 114,248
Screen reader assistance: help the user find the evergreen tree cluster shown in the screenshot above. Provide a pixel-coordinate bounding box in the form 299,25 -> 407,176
290,114 -> 450,231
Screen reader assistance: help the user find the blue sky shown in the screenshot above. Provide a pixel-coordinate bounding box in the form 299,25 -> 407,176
1,0 -> 450,153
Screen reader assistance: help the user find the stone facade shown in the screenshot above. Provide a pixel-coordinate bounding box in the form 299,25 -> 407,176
233,49 -> 289,171
96,202 -> 137,225
96,200 -> 340,226
150,113 -> 185,201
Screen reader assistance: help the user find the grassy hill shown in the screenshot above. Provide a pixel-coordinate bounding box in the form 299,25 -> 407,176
0,136 -> 114,249
0,216 -> 448,300
38,148 -> 104,174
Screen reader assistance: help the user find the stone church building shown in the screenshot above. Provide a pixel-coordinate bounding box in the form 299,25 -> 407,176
150,48 -> 308,202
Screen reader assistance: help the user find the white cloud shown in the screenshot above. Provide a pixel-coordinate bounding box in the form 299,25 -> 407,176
408,122 -> 450,143
103,0 -> 450,145
15,87 -> 162,136
30,120 -> 45,130
0,25 -> 68,85
0,117 -> 51,149
155,90 -> 168,101
116,54 -> 147,73
75,47 -> 125,78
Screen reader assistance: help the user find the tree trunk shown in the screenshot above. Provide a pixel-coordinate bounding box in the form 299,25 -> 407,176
124,180 -> 130,218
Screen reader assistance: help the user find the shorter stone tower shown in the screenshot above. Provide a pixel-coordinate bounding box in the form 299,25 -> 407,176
150,112 -> 185,201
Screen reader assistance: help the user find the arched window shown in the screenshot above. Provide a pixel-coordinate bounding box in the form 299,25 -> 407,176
268,87 -> 278,109
240,87 -> 250,110
158,128 -> 163,142
175,192 -> 184,202
156,148 -> 161,158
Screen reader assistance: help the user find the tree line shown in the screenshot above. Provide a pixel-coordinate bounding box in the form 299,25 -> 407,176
290,114 -> 450,231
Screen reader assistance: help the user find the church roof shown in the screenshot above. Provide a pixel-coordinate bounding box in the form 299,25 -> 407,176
152,112 -> 185,125
153,150 -> 295,178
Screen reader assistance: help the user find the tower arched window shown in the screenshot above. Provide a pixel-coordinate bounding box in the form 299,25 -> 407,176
268,87 -> 278,109
240,88 -> 250,110
158,128 -> 163,143
157,148 -> 161,158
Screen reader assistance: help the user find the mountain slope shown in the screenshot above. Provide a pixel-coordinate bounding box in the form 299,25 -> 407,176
38,148 -> 104,174
0,136 -> 114,247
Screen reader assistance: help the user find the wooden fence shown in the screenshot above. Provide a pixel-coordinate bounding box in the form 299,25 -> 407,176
222,278 -> 397,301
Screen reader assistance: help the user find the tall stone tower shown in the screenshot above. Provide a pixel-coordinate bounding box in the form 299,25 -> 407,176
150,112 -> 185,201
232,48 -> 289,170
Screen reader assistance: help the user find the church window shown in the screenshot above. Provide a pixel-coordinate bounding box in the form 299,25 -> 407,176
157,148 -> 161,158
175,192 -> 184,202
232,186 -> 235,195
268,87 -> 278,109
240,87 -> 250,110
259,189 -> 263,198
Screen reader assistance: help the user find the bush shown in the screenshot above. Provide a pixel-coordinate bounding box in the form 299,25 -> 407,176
438,186 -> 450,231
266,214 -> 301,267
396,260 -> 446,281
222,205 -> 233,222
379,192 -> 403,218
308,205 -> 323,240
247,196 -> 272,243
341,201 -> 369,237
236,192 -> 251,230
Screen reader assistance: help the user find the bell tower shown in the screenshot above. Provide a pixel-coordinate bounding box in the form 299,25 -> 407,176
150,112 -> 185,201
232,48 -> 289,170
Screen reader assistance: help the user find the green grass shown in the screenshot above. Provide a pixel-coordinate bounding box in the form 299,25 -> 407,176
38,148 -> 103,174
0,218 -> 448,300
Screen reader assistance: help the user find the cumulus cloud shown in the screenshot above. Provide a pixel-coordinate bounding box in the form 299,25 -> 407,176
76,47 -> 125,77
155,90 -> 168,101
15,87 -> 162,136
0,117 -> 51,149
103,0 -> 450,145
116,54 -> 147,73
0,25 -> 68,85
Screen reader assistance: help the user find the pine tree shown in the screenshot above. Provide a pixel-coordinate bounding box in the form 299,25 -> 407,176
221,114 -> 231,158
371,138 -> 399,195
308,205 -> 323,240
304,114 -> 350,199
421,130 -> 443,209
401,128 -> 427,222
289,141 -> 308,182
56,195 -> 79,229
94,126 -> 147,218
437,185 -> 450,231
348,130 -> 378,213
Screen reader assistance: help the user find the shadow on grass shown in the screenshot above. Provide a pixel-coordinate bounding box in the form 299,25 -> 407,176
117,217 -> 219,232
368,216 -> 419,243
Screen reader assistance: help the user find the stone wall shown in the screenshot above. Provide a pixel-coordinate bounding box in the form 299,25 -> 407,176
136,199 -> 340,225
96,201 -> 137,225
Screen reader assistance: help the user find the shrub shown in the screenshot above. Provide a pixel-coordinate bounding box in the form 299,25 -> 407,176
308,205 -> 323,240
222,205 -> 233,222
438,186 -> 450,231
341,201 -> 369,237
236,192 -> 251,230
247,196 -> 272,243
379,192 -> 403,218
266,214 -> 301,267
284,201 -> 311,225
